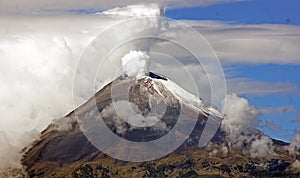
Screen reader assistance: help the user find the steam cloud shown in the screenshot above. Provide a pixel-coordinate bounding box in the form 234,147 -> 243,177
221,93 -> 260,145
121,50 -> 150,78
221,93 -> 275,157
285,134 -> 300,154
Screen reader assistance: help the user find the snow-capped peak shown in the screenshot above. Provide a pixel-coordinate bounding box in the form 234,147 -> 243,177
142,74 -> 223,120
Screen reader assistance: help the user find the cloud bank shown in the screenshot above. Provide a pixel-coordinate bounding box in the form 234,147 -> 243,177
0,15 -> 115,170
171,21 -> 300,65
227,78 -> 300,96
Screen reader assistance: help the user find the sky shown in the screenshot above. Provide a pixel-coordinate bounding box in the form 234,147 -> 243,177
167,0 -> 300,25
167,0 -> 300,141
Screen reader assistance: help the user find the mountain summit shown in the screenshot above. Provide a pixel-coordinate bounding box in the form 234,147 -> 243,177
21,73 -> 300,177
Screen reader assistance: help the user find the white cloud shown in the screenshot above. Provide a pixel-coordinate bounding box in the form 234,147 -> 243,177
259,106 -> 296,114
180,21 -> 300,65
221,93 -> 260,145
285,134 -> 300,154
227,78 -> 300,96
121,50 -> 149,78
249,136 -> 275,158
0,132 -> 20,169
0,130 -> 39,169
0,0 -> 245,14
0,15 -> 116,170
102,4 -> 163,17
221,93 -> 275,157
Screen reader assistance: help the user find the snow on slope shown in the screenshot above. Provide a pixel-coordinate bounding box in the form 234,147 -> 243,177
143,76 -> 223,120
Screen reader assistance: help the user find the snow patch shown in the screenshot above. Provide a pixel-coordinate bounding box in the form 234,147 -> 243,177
156,78 -> 222,119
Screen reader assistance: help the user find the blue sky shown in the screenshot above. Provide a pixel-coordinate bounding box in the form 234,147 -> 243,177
167,0 -> 300,25
167,0 -> 300,142
232,65 -> 300,141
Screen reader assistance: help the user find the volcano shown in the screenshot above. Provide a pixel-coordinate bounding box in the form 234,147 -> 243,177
21,73 -> 300,178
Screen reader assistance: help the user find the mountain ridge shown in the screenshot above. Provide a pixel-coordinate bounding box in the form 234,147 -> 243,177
21,73 -> 300,177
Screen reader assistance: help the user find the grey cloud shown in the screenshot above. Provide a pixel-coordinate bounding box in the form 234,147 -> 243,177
292,117 -> 300,123
159,21 -> 300,65
263,121 -> 282,131
227,78 -> 300,96
185,21 -> 300,65
259,106 -> 296,114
